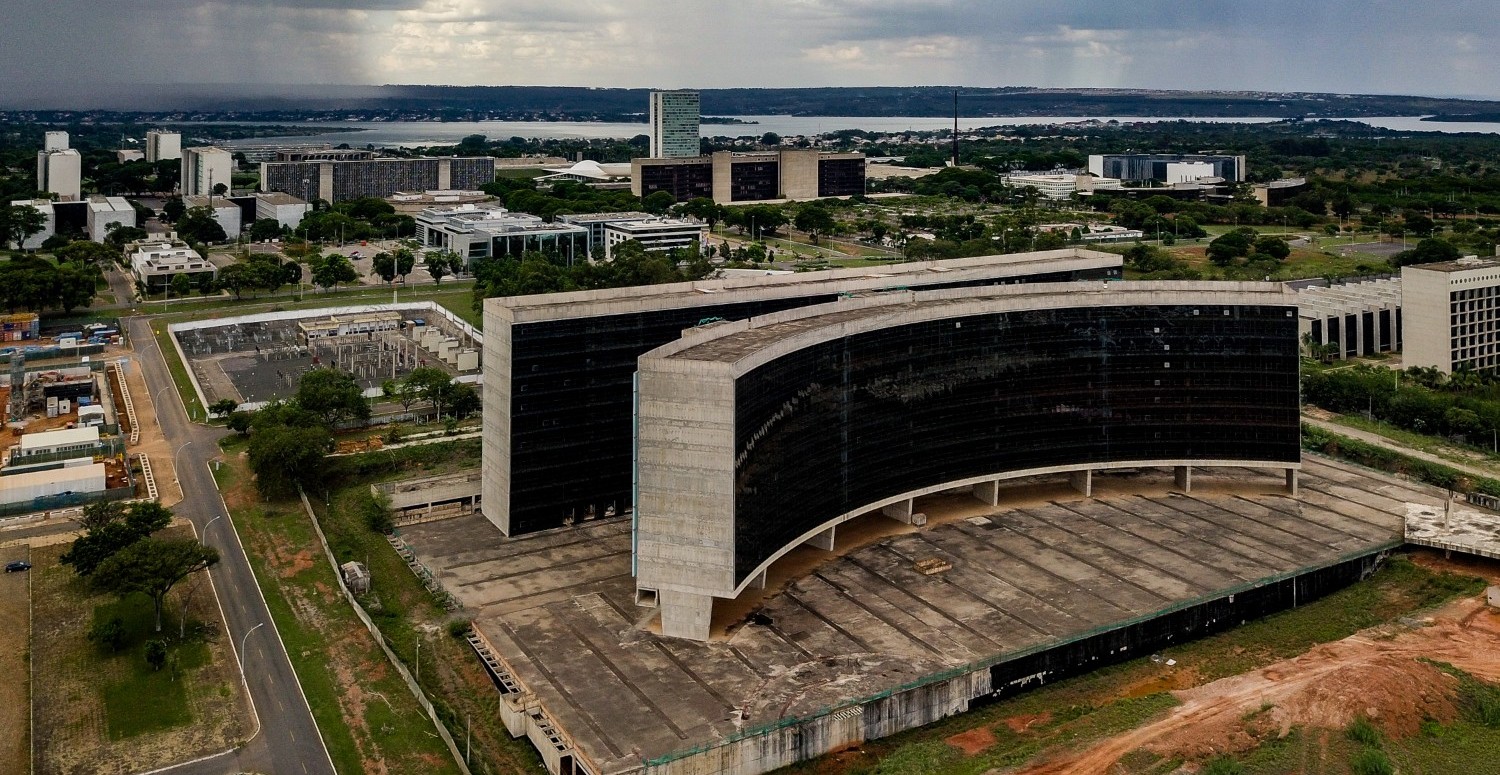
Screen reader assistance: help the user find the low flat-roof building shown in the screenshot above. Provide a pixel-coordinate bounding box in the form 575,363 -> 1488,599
634,150 -> 866,205
386,190 -> 491,214
0,463 -> 107,506
414,203 -> 588,266
253,192 -> 310,231
1402,257 -> 1500,373
9,426 -> 104,469
85,195 -> 135,243
600,217 -> 706,259
183,195 -> 242,236
296,311 -> 403,343
1005,172 -> 1085,200
128,238 -> 217,291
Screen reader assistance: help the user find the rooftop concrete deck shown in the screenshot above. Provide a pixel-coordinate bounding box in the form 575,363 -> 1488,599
400,456 -> 1429,775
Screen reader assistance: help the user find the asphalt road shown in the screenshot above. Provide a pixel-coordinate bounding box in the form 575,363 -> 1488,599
127,316 -> 337,775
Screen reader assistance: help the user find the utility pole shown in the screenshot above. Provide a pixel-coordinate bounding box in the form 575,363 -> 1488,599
952,90 -> 960,167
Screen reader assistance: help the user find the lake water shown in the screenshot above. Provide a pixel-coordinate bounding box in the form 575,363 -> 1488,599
219,114 -> 1500,149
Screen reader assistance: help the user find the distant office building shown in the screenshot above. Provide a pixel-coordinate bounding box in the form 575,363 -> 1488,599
555,212 -> 656,247
43,131 -> 69,152
183,195 -> 242,236
1402,256 -> 1500,373
253,192 -> 311,230
649,90 -> 701,159
414,202 -> 588,266
146,130 -> 182,162
180,147 -> 234,197
127,237 -> 217,291
386,190 -> 492,214
633,150 -> 866,205
1087,154 -> 1247,184
600,217 -> 706,259
260,157 -> 496,204
116,150 -> 145,164
223,143 -> 336,163
6,200 -> 55,250
273,148 -> 377,163
1253,178 -> 1309,207
1004,172 -> 1087,200
85,196 -> 134,243
36,148 -> 81,202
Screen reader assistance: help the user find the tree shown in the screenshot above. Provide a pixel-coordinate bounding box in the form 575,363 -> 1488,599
1,203 -> 47,250
212,182 -> 229,197
227,411 -> 253,435
62,501 -> 174,577
425,250 -> 458,285
169,273 -> 193,298
310,253 -> 358,292
106,226 -> 148,250
88,615 -> 127,652
162,197 -> 186,223
176,206 -> 227,245
1206,229 -> 1255,266
54,241 -> 116,266
1252,235 -> 1291,261
209,398 -> 239,418
91,537 -> 220,633
247,424 -> 333,497
794,205 -> 837,245
391,246 -> 417,282
216,263 -> 254,300
642,190 -> 676,214
295,368 -> 371,427
55,264 -> 98,314
372,251 -> 398,283
248,218 -> 284,242
443,382 -> 480,420
1395,238 -> 1462,267
402,366 -> 453,421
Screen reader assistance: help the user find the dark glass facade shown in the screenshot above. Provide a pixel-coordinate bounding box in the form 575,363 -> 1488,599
731,304 -> 1300,584
728,160 -> 780,202
639,161 -> 714,203
507,269 -> 1118,535
262,162 -> 322,203
818,158 -> 866,197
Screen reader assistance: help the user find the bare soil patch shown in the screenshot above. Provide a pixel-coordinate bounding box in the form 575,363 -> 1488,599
1018,595 -> 1500,774
946,726 -> 996,756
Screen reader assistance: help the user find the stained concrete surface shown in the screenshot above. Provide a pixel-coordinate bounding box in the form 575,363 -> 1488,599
399,456 -> 1431,774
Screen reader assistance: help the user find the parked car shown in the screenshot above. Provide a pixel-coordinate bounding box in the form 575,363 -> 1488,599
4,561 -> 30,573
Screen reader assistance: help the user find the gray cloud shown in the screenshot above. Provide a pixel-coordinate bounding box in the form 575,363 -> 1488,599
3,0 -> 1497,105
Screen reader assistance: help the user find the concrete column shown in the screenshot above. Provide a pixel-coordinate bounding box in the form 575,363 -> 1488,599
1174,465 -> 1192,493
972,480 -> 999,506
1068,469 -> 1093,497
752,570 -> 768,590
803,526 -> 836,551
882,498 -> 915,524
1285,468 -> 1299,496
659,590 -> 713,642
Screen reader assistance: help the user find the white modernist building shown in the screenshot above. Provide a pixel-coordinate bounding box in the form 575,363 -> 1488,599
128,238 -> 217,291
0,464 -> 107,507
36,148 -> 82,201
254,192 -> 311,230
1402,256 -> 1500,373
7,200 -> 55,250
10,426 -> 104,464
1296,277 -> 1403,361
180,146 -> 234,197
600,217 -> 706,259
43,131 -> 69,152
183,195 -> 242,236
85,196 -> 135,242
414,202 -> 589,266
649,90 -> 701,159
146,130 -> 182,163
1004,172 -> 1083,201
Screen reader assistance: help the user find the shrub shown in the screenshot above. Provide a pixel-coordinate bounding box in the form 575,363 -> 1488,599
1350,748 -> 1393,775
88,615 -> 127,652
1202,757 -> 1245,775
1346,715 -> 1381,746
447,619 -> 472,638
144,639 -> 168,671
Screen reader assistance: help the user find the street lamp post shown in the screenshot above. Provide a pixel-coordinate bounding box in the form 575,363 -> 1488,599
173,441 -> 193,485
238,622 -> 265,672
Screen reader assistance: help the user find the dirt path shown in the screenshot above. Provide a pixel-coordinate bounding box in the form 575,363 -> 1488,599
1018,593 -> 1500,774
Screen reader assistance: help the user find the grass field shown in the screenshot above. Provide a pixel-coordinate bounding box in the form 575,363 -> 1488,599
30,527 -> 247,775
211,456 -> 464,775
771,556 -> 1485,775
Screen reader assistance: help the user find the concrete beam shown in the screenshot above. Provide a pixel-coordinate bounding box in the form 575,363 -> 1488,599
882,498 -> 915,524
659,589 -> 713,642
803,526 -> 836,551
1285,468 -> 1299,496
1174,465 -> 1192,493
972,480 -> 999,507
1069,469 -> 1093,497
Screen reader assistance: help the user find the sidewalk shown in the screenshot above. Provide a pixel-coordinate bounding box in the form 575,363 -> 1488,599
1302,414 -> 1500,482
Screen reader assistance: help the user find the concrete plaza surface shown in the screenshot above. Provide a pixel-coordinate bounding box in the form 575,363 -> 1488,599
400,456 -> 1428,775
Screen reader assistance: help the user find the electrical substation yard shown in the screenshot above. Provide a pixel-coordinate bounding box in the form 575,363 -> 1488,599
400,456 -> 1422,775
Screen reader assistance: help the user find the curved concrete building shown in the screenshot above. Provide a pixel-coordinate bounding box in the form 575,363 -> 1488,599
634,281 -> 1302,640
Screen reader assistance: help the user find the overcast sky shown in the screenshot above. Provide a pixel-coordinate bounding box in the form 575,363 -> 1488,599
3,0 -> 1496,99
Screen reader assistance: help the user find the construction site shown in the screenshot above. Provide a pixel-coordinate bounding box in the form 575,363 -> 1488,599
168,303 -> 481,409
397,456 -> 1443,775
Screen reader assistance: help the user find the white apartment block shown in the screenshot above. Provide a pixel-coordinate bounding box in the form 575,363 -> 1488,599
36,149 -> 81,201
1003,172 -> 1084,201
183,195 -> 243,236
1402,256 -> 1500,373
86,196 -> 134,242
254,192 -> 310,230
180,146 -> 234,197
146,130 -> 182,162
649,90 -> 701,158
43,131 -> 69,152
